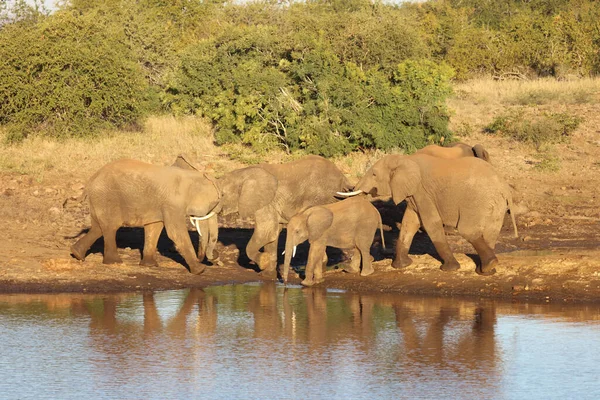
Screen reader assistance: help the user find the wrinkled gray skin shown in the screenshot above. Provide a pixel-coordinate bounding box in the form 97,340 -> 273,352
416,142 -> 490,163
171,155 -> 220,264
219,155 -> 352,275
70,159 -> 220,274
282,196 -> 385,286
354,154 -> 517,275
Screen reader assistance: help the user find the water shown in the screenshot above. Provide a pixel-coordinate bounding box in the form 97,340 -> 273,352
1,284 -> 599,400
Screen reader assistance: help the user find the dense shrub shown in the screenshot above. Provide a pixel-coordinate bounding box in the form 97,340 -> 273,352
166,22 -> 454,156
0,9 -> 148,142
484,108 -> 582,148
2,0 -> 600,147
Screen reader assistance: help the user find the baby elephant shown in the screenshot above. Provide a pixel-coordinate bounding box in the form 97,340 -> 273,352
70,159 -> 220,274
282,196 -> 385,286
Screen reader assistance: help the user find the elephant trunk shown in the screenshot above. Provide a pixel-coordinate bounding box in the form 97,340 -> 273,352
282,237 -> 297,284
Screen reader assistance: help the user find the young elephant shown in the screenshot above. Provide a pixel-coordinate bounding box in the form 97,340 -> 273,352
282,196 -> 385,286
349,154 -> 517,276
70,159 -> 220,274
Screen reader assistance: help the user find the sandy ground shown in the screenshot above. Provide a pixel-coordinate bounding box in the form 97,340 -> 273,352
1,100 -> 600,303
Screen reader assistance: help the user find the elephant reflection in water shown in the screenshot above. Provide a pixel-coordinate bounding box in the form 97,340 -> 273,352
83,289 -> 217,382
246,284 -> 378,350
390,298 -> 498,374
246,286 -> 498,379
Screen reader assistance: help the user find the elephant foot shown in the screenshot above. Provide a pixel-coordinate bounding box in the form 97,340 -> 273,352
476,257 -> 498,276
301,277 -> 324,287
102,254 -> 123,264
70,245 -> 86,261
257,252 -> 275,271
392,256 -> 412,269
140,257 -> 159,268
258,268 -> 277,280
440,260 -> 460,272
360,266 -> 375,277
189,263 -> 206,275
342,264 -> 360,274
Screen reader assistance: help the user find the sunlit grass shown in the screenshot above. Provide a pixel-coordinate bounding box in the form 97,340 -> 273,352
453,77 -> 600,106
0,116 -> 220,180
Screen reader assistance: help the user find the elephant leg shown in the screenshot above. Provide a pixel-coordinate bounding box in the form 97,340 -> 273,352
247,208 -> 280,271
70,216 -> 102,261
141,221 -> 163,267
470,236 -> 498,276
313,252 -> 328,283
393,207 -> 420,269
420,207 -> 460,272
359,243 -> 375,277
302,242 -> 326,286
100,222 -> 122,265
164,216 -> 205,275
205,216 -> 220,262
343,248 -> 361,274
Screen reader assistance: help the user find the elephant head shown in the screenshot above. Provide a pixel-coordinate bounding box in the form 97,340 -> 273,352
219,167 -> 278,218
282,207 -> 333,283
352,155 -> 421,205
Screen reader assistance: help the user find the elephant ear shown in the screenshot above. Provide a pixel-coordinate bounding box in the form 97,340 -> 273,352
306,207 -> 334,242
172,153 -> 202,171
238,167 -> 278,218
472,144 -> 491,163
389,157 -> 421,205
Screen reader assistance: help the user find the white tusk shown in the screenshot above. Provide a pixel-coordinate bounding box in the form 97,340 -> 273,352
336,190 -> 363,197
282,246 -> 297,258
189,217 -> 202,236
192,211 -> 215,221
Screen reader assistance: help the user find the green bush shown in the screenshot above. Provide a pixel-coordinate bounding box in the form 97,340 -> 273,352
166,21 -> 455,156
0,9 -> 148,142
484,108 -> 582,148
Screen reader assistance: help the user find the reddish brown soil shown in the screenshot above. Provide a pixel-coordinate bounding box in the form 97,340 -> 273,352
1,114 -> 600,302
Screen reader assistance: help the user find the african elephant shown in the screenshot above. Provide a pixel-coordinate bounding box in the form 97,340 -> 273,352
218,155 -> 352,275
346,154 -> 517,275
70,159 -> 220,274
282,196 -> 385,286
416,142 -> 490,162
171,154 -> 220,264
339,142 -> 491,268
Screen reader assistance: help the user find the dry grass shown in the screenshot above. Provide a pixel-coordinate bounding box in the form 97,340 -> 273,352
453,76 -> 600,106
0,116 -> 224,181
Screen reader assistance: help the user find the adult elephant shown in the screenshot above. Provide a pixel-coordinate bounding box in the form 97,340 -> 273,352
416,142 -> 490,162
219,155 -> 352,275
339,142 -> 492,269
340,154 -> 517,275
70,159 -> 220,274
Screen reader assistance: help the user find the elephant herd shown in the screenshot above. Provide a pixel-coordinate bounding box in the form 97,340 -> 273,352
70,142 -> 518,286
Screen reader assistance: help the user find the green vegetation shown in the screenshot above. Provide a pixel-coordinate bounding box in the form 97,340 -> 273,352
1,0 -> 598,153
484,109 -> 581,148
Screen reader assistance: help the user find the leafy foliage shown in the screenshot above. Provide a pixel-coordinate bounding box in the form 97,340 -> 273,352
2,0 -> 599,149
0,9 -> 148,142
484,108 -> 582,148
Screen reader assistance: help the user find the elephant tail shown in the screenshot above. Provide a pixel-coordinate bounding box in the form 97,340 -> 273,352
506,193 -> 519,238
377,210 -> 386,250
